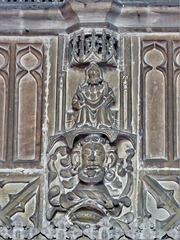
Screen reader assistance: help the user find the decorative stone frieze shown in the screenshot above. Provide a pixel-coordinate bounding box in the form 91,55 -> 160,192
1,216 -> 180,239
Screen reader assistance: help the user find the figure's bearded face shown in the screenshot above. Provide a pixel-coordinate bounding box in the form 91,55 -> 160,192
87,69 -> 102,85
78,143 -> 105,184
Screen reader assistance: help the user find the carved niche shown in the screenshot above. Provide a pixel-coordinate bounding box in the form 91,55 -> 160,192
14,44 -> 43,162
0,41 -> 44,167
47,33 -> 136,231
68,62 -> 116,129
142,41 -> 167,161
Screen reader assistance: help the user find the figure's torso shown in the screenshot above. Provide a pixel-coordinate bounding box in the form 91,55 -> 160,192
82,83 -> 104,109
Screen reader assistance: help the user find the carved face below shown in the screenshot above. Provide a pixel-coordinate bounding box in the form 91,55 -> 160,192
87,68 -> 102,85
78,143 -> 105,184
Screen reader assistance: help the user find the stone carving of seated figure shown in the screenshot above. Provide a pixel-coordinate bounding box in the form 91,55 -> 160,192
71,63 -> 115,129
59,135 -> 131,224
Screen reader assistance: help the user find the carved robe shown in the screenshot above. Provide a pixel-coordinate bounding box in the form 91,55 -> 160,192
72,80 -> 115,128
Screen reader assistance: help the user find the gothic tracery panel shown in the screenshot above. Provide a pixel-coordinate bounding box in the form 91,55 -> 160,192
142,41 -> 167,161
0,172 -> 43,228
140,170 -> 180,231
14,44 -> 43,162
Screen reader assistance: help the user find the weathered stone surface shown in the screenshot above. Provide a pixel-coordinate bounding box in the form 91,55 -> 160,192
0,0 -> 179,239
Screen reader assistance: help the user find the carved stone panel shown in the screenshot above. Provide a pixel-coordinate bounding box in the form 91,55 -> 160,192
14,43 -> 43,162
47,134 -> 135,228
0,172 -> 43,227
0,36 -> 58,169
0,1 -> 179,240
139,170 -> 180,231
142,40 -> 167,161
47,59 -> 137,231
141,36 -> 180,168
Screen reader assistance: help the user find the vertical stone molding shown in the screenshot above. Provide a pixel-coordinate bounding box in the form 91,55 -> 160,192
173,41 -> 180,161
0,44 -> 9,162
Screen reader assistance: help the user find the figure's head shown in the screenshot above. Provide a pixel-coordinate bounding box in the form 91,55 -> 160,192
82,142 -> 105,169
71,134 -> 117,184
86,63 -> 103,85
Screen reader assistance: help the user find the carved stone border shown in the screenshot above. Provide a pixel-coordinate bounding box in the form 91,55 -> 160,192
0,216 -> 179,240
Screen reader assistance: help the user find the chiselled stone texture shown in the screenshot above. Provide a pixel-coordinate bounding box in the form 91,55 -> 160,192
0,1 -> 179,240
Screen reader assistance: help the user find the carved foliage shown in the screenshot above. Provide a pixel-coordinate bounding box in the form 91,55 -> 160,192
14,44 -> 43,162
142,41 -> 167,161
173,41 -> 180,161
0,44 -> 9,162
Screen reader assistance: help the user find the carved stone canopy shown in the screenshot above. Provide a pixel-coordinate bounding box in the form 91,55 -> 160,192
69,29 -> 119,67
47,129 -> 136,152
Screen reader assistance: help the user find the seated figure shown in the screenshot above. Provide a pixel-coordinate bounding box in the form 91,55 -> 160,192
72,63 -> 115,129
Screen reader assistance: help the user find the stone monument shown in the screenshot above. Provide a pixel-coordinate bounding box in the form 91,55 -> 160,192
0,1 -> 179,239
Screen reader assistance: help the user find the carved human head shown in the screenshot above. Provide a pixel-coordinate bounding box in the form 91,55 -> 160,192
71,134 -> 117,183
86,63 -> 103,85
